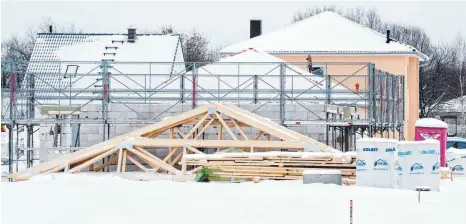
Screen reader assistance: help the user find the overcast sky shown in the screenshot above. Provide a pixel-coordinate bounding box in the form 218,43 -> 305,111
2,1 -> 466,50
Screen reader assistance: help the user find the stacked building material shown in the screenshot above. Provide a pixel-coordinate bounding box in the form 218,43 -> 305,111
181,152 -> 356,184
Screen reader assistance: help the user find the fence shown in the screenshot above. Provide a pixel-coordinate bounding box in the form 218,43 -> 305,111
1,60 -> 405,173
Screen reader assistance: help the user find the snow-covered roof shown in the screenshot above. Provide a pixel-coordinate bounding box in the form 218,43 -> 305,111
437,96 -> 466,112
192,49 -> 362,104
25,33 -> 185,105
415,118 -> 448,128
220,11 -> 428,61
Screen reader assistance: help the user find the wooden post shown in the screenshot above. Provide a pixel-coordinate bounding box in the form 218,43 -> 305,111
217,125 -> 223,152
266,134 -> 271,152
122,150 -> 128,174
116,148 -> 124,173
169,128 -> 174,163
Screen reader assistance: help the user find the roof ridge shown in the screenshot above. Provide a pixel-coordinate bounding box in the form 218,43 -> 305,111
323,12 -> 421,53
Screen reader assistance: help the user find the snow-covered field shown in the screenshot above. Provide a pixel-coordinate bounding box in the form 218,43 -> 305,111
1,174 -> 465,224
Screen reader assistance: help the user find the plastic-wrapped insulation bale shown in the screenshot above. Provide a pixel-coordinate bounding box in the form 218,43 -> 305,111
446,148 -> 466,177
356,138 -> 398,188
398,140 -> 440,191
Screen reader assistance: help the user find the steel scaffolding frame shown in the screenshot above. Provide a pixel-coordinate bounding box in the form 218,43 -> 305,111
1,61 -> 405,174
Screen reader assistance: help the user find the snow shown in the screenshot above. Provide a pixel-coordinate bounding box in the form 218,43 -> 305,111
2,173 -> 465,224
303,169 -> 342,175
26,34 -> 185,106
438,96 -> 466,112
220,12 -> 428,61
415,118 -> 448,128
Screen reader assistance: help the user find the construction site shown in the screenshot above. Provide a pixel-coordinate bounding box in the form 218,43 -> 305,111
1,53 -> 404,179
4,7 -> 466,224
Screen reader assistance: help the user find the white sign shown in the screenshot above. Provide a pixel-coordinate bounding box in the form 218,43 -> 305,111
398,140 -> 440,191
356,138 -> 398,188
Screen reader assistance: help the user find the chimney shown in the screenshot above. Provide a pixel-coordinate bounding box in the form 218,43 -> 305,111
250,20 -> 262,39
127,27 -> 137,43
49,25 -> 53,33
386,30 -> 391,43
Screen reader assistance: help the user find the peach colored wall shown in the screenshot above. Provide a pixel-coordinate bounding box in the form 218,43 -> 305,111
277,55 -> 418,140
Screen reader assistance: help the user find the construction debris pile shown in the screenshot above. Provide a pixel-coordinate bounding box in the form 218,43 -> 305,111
182,151 -> 356,184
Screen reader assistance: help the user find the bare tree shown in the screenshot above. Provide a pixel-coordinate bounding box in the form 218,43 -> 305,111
291,5 -> 342,23
365,8 -> 382,30
153,25 -> 218,70
449,35 -> 466,134
419,42 -> 456,117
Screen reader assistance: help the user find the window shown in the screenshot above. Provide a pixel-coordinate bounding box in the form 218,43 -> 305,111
64,65 -> 79,78
457,142 -> 466,149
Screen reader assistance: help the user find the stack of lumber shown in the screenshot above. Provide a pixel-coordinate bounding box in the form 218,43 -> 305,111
181,152 -> 357,185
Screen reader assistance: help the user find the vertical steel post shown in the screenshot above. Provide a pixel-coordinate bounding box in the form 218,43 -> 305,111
385,72 -> 390,138
101,61 -> 109,142
326,73 -> 331,145
401,76 -> 405,140
8,66 -> 16,175
253,75 -> 258,104
180,65 -> 185,103
326,111 -> 329,146
391,74 -> 396,138
279,62 -> 286,125
237,62 -> 240,106
192,62 -> 197,108
379,70 -> 383,137
368,63 -> 376,137
28,70 -> 35,167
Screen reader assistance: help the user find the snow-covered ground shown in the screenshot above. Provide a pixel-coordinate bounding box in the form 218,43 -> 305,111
2,173 -> 465,224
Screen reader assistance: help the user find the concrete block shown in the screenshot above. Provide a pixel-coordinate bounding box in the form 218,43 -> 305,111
303,170 -> 342,185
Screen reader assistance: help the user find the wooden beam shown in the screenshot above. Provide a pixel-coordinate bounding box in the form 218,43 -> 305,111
116,148 -> 124,173
11,104 -> 214,180
122,150 -> 128,174
170,152 -> 184,166
126,153 -> 148,172
231,119 -> 248,140
129,147 -> 179,174
175,127 -> 185,139
217,125 -> 223,152
93,156 -> 118,172
169,128 -> 174,163
185,120 -> 248,127
186,145 -> 204,154
69,148 -> 118,173
215,102 -> 336,152
134,138 -> 306,149
215,113 -> 238,140
43,165 -> 65,174
185,113 -> 209,139
194,118 -> 215,140
253,131 -> 264,140
266,133 -> 271,151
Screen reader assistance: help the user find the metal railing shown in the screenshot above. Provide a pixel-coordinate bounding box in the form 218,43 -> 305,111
1,60 -> 405,173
